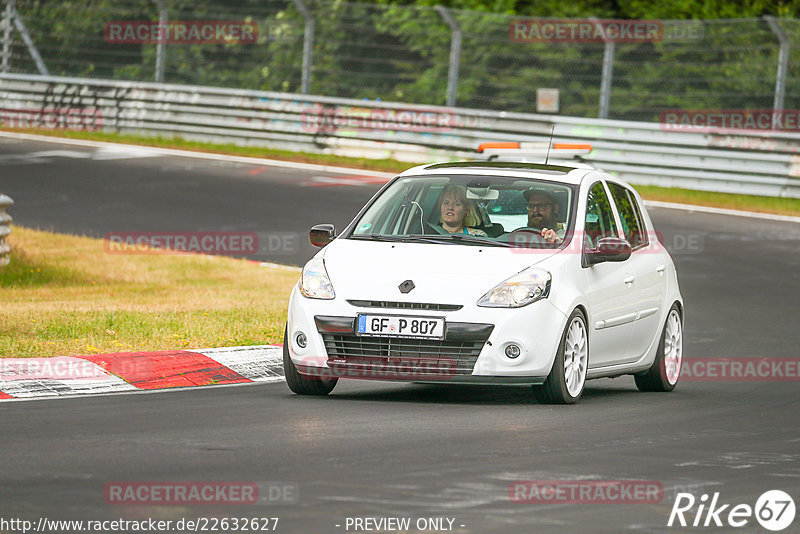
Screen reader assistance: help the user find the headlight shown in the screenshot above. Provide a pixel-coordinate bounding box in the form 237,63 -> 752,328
299,257 -> 335,299
477,268 -> 551,308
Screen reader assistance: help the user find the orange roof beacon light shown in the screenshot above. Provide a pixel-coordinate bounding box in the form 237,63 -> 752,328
476,142 -> 593,163
477,142 -> 521,152
552,143 -> 593,151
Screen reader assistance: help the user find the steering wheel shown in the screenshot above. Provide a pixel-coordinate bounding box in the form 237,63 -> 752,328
509,227 -> 550,248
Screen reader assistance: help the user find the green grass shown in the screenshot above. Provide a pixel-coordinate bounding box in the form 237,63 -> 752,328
634,184 -> 800,216
0,226 -> 299,358
4,128 -> 800,216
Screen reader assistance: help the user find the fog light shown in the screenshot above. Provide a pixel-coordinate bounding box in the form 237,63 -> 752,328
295,332 -> 307,349
505,344 -> 521,359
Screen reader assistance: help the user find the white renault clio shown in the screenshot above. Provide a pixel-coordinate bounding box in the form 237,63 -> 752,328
284,159 -> 683,403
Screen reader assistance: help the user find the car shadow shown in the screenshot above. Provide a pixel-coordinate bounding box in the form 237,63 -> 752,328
317,380 -> 642,406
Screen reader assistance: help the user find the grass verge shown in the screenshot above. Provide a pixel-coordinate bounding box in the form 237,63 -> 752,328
4,128 -> 800,216
0,226 -> 299,358
635,184 -> 800,217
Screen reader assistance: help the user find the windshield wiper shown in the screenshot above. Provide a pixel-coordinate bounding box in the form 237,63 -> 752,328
400,235 -> 462,245
350,234 -> 512,247
349,234 -> 449,244
414,234 -> 513,247
350,234 -> 399,242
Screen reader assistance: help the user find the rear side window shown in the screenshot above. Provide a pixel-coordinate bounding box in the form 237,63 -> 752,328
608,183 -> 649,249
585,182 -> 618,248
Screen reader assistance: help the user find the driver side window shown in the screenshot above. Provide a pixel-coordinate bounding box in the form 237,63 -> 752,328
585,182 -> 618,249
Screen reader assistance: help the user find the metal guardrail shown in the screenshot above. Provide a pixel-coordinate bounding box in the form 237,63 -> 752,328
0,193 -> 12,267
1,73 -> 800,198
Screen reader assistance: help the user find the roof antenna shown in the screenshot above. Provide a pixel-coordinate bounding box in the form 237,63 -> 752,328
544,124 -> 555,165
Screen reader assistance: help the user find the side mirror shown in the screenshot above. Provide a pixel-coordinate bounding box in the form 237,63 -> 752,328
309,224 -> 336,247
586,237 -> 631,265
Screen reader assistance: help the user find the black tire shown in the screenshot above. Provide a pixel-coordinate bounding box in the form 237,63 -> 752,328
283,326 -> 338,396
533,309 -> 588,404
635,304 -> 682,392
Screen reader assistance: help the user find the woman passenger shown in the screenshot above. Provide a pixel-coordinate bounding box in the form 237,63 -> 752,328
436,184 -> 488,236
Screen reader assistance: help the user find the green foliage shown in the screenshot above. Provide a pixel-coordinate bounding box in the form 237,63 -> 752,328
10,0 -> 800,120
619,0 -> 800,19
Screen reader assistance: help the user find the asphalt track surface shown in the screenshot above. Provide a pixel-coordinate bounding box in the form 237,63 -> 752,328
1,136 -> 800,533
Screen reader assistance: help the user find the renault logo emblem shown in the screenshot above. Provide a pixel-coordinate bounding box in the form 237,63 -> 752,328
398,280 -> 415,294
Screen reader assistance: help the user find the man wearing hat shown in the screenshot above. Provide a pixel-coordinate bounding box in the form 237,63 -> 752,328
522,188 -> 564,244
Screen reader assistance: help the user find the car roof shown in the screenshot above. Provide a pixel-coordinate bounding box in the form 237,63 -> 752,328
396,161 -> 596,186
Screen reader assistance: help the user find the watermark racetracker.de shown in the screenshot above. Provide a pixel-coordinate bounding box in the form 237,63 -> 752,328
509,480 -> 663,503
104,481 -> 298,506
296,354 -> 459,381
300,104 -> 469,134
507,230 -> 704,255
103,231 -> 299,257
104,20 -> 257,44
0,357 -> 151,381
0,107 -> 103,131
680,358 -> 800,381
509,19 -> 703,43
660,109 -> 800,132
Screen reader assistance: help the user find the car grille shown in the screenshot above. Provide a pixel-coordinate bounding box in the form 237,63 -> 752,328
347,300 -> 463,311
315,316 -> 493,378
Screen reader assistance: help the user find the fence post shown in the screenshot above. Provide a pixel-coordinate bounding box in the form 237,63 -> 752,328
598,42 -> 615,119
0,194 -> 13,267
292,0 -> 314,94
592,18 -> 614,119
434,6 -> 461,107
764,16 -> 790,130
10,2 -> 47,75
1,0 -> 13,73
153,0 -> 167,83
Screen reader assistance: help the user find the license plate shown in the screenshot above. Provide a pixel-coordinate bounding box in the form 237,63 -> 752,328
356,314 -> 445,339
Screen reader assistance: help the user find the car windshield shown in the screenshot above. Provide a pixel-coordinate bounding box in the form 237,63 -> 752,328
347,174 -> 577,248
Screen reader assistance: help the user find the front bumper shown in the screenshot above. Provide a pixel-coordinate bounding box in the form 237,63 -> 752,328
287,285 -> 567,383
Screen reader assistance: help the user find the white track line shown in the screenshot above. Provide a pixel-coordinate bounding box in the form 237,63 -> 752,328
644,200 -> 800,224
0,379 -> 281,403
259,261 -> 302,272
0,131 -> 394,177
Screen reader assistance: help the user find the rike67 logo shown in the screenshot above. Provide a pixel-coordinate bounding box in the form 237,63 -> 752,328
668,490 -> 796,531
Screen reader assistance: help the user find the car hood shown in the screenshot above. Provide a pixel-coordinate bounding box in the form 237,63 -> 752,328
321,238 -> 560,304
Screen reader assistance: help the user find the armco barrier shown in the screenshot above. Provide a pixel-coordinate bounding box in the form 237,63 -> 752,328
1,73 -> 799,198
0,194 -> 12,267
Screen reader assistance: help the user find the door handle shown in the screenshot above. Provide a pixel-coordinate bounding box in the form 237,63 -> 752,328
623,275 -> 635,285
656,265 -> 666,276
